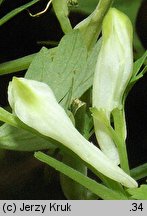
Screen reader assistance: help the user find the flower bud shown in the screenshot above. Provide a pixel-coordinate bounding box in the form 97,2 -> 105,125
92,8 -> 133,164
8,77 -> 137,188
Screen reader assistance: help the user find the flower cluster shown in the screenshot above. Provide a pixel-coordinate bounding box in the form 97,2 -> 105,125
8,8 -> 137,188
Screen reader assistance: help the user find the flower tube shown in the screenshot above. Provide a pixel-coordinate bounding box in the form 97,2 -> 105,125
92,8 -> 133,164
8,77 -> 137,188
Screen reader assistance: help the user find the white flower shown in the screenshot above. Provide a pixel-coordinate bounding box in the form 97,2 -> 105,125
8,77 -> 137,188
92,8 -> 133,164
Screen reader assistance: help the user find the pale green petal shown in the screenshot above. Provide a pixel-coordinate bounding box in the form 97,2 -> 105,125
94,119 -> 120,164
92,8 -> 133,164
8,77 -> 137,188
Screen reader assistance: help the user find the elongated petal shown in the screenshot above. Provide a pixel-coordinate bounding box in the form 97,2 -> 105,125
92,8 -> 133,164
8,77 -> 137,188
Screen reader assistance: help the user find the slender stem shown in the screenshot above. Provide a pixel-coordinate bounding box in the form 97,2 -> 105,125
0,54 -> 36,75
117,140 -> 130,175
130,163 -> 147,180
0,0 -> 41,26
52,0 -> 72,34
75,0 -> 113,50
92,108 -> 130,174
107,125 -> 130,174
0,107 -> 19,127
94,0 -> 114,21
0,47 -> 57,76
112,109 -> 130,174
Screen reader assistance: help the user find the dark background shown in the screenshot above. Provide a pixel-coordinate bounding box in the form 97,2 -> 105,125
0,0 -> 146,199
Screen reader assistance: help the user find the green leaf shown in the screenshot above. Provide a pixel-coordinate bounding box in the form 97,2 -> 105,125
35,151 -> 128,200
130,163 -> 147,181
0,0 -> 41,26
133,50 -> 147,77
71,38 -> 101,101
125,51 -> 147,98
127,185 -> 147,200
26,31 -> 86,105
26,30 -> 101,109
0,123 -> 55,151
0,53 -> 36,76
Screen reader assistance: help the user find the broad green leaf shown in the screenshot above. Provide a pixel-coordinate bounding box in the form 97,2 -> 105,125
127,185 -> 147,200
0,123 -> 55,151
25,47 -> 54,86
35,151 -> 128,200
26,31 -> 87,104
0,0 -> 40,26
26,30 -> 101,109
70,38 -> 101,101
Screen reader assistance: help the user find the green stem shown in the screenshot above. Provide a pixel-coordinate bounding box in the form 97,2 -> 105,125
35,151 -> 128,200
0,107 -> 20,127
52,0 -> 72,34
106,125 -> 130,174
130,163 -> 147,180
0,47 -> 57,76
0,54 -> 36,75
75,0 -> 113,50
112,109 -> 130,174
0,0 -> 41,26
117,139 -> 130,175
92,108 -> 130,174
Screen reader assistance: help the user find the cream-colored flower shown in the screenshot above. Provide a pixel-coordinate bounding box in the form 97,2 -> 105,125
92,8 -> 133,164
8,77 -> 137,188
